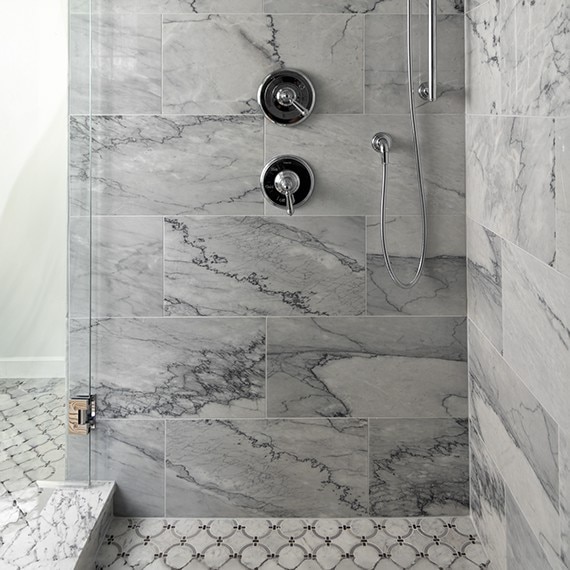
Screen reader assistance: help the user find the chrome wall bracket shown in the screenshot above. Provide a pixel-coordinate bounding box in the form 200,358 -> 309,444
68,395 -> 96,435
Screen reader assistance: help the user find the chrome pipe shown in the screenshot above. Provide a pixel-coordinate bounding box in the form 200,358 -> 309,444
419,0 -> 438,102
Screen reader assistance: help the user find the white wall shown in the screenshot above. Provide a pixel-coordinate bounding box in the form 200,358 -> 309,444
0,1 -> 68,377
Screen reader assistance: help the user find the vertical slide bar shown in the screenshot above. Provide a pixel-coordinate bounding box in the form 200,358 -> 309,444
428,0 -> 437,101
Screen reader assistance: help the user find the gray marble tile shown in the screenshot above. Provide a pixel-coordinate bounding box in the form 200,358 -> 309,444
267,316 -> 467,419
367,215 -> 466,316
164,216 -> 365,316
264,0 -> 463,14
93,420 -> 164,516
561,429 -> 570,568
502,242 -> 570,434
92,317 -> 266,418
505,491 -> 556,570
70,14 -> 162,115
470,428 -> 506,570
267,115 -> 464,217
365,15 -> 464,115
501,0 -> 570,117
469,323 -> 561,564
163,14 -> 363,115
467,219 -> 502,353
369,418 -> 469,517
69,116 -> 91,217
69,217 -> 91,319
556,118 -> 570,278
89,216 -> 163,317
465,0 -> 501,115
89,0 -> 262,12
165,419 -> 368,517
466,115 -> 556,265
80,115 -> 264,216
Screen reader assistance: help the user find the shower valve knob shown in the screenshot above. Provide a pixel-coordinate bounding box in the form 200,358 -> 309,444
261,156 -> 315,215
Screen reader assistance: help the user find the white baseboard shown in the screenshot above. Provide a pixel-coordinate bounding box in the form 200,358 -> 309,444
0,357 -> 65,378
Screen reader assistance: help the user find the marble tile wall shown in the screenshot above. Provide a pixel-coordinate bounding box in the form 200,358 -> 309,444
69,0 -> 467,518
466,0 -> 570,567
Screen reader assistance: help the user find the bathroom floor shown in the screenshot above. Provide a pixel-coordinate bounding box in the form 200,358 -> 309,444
95,516 -> 490,570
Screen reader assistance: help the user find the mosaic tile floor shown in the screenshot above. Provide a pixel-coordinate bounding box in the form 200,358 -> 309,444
96,516 -> 490,570
0,377 -> 66,548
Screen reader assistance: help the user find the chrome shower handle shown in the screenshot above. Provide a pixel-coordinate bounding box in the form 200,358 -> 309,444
419,0 -> 437,102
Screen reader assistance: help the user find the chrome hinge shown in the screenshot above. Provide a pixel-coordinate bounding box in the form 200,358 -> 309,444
68,395 -> 96,435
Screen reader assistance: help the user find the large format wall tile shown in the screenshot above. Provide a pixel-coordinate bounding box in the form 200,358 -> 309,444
91,216 -> 163,317
264,0 -> 464,14
164,216 -> 365,316
502,242 -> 570,433
561,429 -> 570,568
470,429 -> 507,570
69,116 -> 91,217
556,118 -> 570,278
467,219 -> 502,352
163,14 -> 363,115
501,0 -> 570,117
369,418 -> 469,517
82,116 -> 264,216
165,419 -> 368,517
365,15 -> 464,115
70,14 -> 162,115
267,316 -> 467,419
266,115 -> 464,217
467,115 -> 556,265
92,420 -> 164,517
367,215 -> 466,315
87,0 -> 262,12
465,0 -> 501,115
92,318 -> 266,418
469,324 -> 560,563
505,491 -> 557,570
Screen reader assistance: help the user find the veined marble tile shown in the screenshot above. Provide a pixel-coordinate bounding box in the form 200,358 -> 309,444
365,15 -> 464,115
470,428 -> 506,570
266,115 -> 464,217
81,115 -> 264,216
264,0 -> 463,13
92,317 -> 266,418
69,116 -> 91,217
465,0 -> 501,115
502,242 -> 570,433
469,323 -> 561,564
70,14 -> 162,115
89,216 -> 163,317
556,118 -> 570,278
163,14 -> 363,115
467,219 -> 502,353
164,216 -> 365,316
561,429 -> 570,568
93,421 -> 164,517
501,0 -> 570,117
267,316 -> 467,419
165,419 -> 368,517
466,115 -> 556,265
369,418 -> 469,517
367,215 -> 466,316
88,0 -> 262,12
505,491 -> 557,570
68,217 -> 91,319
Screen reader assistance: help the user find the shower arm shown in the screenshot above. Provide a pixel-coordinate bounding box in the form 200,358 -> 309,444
419,0 -> 437,102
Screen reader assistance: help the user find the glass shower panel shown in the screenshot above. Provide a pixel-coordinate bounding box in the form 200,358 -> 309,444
68,0 -> 94,483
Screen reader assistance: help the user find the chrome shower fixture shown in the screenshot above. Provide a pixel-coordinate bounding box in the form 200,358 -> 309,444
260,155 -> 315,216
418,0 -> 438,102
258,69 -> 316,126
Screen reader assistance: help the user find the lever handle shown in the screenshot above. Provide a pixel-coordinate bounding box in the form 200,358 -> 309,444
291,100 -> 309,117
285,191 -> 295,216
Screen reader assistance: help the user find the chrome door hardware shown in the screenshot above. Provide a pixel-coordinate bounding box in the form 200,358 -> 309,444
68,395 -> 96,435
258,69 -> 316,126
261,156 -> 315,215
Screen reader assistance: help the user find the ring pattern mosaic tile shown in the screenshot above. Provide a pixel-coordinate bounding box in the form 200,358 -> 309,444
96,516 -> 490,570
